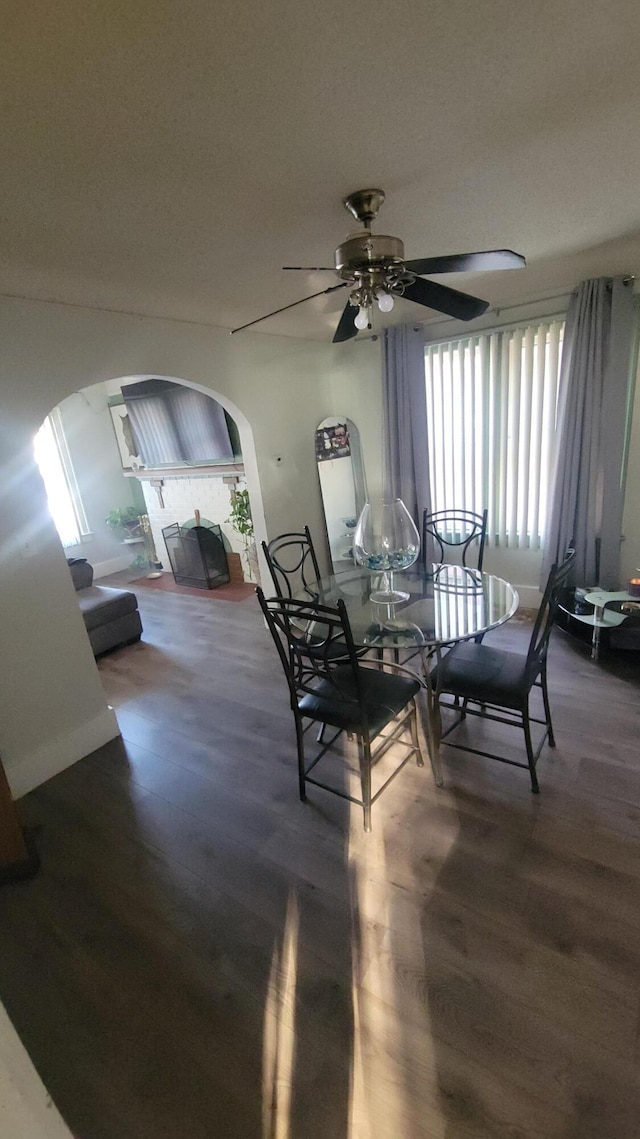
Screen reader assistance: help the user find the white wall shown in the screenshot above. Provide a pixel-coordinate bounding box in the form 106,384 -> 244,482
0,443 -> 118,797
56,385 -> 141,576
0,295 -> 335,796
328,337 -> 384,503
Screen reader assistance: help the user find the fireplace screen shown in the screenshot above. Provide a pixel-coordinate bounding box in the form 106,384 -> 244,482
162,522 -> 230,590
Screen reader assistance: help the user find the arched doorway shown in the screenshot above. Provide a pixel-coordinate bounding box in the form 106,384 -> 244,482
1,295 -> 332,802
105,375 -> 265,587
38,373 -> 265,584
2,371 -> 267,797
114,373 -> 267,566
36,370 -> 267,679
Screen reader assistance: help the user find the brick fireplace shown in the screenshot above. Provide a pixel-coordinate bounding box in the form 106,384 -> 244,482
127,465 -> 253,582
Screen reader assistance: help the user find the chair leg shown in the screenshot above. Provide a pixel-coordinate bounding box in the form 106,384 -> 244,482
421,647 -> 444,788
294,716 -> 307,801
540,660 -> 555,747
522,704 -> 539,794
409,701 -> 424,767
360,738 -> 372,832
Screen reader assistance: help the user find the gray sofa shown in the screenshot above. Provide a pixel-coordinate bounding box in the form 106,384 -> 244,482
68,558 -> 143,656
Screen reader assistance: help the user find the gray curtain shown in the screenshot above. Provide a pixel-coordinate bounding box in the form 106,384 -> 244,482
541,277 -> 638,589
382,324 -> 431,525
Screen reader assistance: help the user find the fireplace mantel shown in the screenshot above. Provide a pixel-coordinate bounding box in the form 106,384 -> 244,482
129,464 -> 247,547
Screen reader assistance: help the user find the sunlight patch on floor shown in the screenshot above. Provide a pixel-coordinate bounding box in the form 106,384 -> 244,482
262,889 -> 299,1139
347,783 -> 456,1139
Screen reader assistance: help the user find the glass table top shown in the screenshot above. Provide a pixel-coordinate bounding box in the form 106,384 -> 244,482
302,564 -> 519,650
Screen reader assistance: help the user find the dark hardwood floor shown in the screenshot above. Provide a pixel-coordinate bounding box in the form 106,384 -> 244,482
2,573 -> 640,1138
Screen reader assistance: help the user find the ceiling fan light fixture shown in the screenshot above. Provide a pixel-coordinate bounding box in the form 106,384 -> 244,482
354,306 -> 371,331
376,289 -> 394,313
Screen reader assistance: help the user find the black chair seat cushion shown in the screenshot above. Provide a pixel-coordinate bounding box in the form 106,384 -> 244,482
77,586 -> 139,632
434,642 -> 536,709
299,665 -> 420,736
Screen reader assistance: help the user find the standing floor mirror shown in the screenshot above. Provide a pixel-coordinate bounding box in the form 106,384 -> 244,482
315,417 -> 368,573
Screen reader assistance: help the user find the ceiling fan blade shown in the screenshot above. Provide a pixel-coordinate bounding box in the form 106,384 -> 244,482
333,302 -> 358,343
403,277 -> 489,321
282,266 -> 335,271
404,249 -> 526,276
230,283 -> 347,335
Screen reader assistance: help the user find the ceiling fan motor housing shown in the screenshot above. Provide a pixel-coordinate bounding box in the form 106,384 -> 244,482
334,233 -> 405,280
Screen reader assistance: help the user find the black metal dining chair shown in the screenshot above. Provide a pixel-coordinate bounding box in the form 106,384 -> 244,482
431,548 -> 575,792
262,526 -> 371,695
422,508 -> 488,571
262,526 -> 322,599
257,588 -> 424,831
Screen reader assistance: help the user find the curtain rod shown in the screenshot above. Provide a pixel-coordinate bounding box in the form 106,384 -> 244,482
418,290 -> 572,331
416,275 -> 633,330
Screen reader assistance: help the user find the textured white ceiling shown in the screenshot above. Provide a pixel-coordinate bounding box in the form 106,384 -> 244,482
3,0 -> 640,339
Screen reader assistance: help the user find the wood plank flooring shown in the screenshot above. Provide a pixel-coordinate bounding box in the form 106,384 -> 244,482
1,574 -> 640,1138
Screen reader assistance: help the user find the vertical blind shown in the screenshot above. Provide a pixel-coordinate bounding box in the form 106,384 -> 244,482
123,380 -> 234,467
425,319 -> 564,548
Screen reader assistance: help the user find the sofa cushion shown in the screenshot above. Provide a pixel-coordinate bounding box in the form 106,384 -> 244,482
77,585 -> 139,632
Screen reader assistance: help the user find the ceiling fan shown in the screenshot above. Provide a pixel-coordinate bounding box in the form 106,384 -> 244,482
230,188 -> 526,342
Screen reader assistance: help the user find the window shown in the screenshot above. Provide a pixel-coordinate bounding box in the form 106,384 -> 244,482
424,318 -> 565,549
34,409 -> 89,548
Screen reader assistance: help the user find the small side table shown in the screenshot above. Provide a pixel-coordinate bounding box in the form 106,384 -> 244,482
583,590 -> 638,661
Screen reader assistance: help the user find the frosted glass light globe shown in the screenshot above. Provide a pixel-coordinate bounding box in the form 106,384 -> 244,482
377,291 -> 394,313
354,307 -> 370,330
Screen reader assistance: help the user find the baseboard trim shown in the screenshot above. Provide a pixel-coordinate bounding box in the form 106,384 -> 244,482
6,706 -> 120,799
515,584 -> 543,610
93,554 -> 131,579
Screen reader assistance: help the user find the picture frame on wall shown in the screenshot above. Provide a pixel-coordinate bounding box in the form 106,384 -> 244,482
315,422 -> 351,462
109,403 -> 142,471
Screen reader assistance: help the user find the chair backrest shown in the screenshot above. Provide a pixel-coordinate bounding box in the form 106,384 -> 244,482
261,526 -> 322,599
256,588 -> 366,715
525,548 -> 576,676
422,509 -> 488,571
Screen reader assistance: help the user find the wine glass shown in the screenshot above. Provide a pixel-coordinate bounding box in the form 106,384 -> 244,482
353,498 -> 420,602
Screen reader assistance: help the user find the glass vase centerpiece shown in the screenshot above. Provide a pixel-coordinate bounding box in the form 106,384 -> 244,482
353,498 -> 420,603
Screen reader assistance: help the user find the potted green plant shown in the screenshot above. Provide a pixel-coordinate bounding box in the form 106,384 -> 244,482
105,507 -> 159,572
105,506 -> 145,539
227,488 -> 259,583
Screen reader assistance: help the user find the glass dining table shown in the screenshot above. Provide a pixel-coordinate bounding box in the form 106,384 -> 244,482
294,563 -> 519,785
